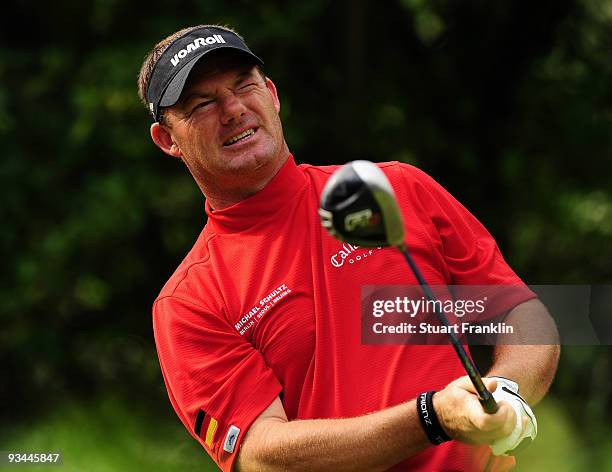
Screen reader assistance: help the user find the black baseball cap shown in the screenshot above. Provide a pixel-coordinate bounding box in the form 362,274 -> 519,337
146,26 -> 263,122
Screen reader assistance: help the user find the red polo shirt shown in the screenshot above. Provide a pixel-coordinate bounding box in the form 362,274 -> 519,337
153,156 -> 534,471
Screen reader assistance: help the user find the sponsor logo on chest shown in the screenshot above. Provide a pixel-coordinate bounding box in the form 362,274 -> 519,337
330,243 -> 382,268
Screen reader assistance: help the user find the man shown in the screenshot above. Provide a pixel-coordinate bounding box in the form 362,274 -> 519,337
138,24 -> 559,471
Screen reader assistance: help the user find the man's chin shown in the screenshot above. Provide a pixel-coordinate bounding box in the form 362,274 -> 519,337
220,151 -> 274,174
223,140 -> 279,167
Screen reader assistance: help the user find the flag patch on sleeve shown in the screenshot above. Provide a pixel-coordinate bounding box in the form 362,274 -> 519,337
205,417 -> 218,447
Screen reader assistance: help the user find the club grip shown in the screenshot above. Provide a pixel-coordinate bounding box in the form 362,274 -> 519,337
479,391 -> 499,414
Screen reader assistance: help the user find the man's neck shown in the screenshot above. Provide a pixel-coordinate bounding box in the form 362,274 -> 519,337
202,150 -> 291,211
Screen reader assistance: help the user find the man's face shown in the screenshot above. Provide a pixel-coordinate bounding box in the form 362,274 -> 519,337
162,54 -> 285,189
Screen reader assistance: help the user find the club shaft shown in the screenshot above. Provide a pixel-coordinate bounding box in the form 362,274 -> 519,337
397,244 -> 498,414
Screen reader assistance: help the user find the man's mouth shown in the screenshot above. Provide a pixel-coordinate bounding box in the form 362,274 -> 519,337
223,128 -> 256,146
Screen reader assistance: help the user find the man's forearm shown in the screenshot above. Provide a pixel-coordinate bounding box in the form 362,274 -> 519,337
237,399 -> 429,472
488,299 -> 561,404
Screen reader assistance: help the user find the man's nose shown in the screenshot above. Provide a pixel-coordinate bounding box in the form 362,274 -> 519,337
219,92 -> 246,124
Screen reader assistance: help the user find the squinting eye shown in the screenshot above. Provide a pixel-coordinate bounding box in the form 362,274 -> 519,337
238,83 -> 257,90
192,100 -> 214,112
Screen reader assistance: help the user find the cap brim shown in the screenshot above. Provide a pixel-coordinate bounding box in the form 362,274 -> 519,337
159,47 -> 263,108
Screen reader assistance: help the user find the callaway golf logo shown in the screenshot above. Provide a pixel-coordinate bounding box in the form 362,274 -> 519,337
330,243 -> 382,268
170,34 -> 226,67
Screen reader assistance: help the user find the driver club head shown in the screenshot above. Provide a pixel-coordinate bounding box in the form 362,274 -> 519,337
318,160 -> 405,247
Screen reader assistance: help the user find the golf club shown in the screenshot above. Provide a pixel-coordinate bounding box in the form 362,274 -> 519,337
318,160 -> 498,414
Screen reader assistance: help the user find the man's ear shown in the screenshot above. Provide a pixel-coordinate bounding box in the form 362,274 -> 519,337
265,78 -> 281,114
150,122 -> 183,158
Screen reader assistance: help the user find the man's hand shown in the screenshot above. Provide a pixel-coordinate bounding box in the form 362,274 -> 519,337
488,377 -> 537,456
433,376 -> 518,445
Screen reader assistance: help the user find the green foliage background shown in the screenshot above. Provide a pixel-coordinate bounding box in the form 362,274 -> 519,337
1,0 -> 611,470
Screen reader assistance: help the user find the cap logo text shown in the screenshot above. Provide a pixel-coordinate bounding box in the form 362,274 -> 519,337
170,35 -> 226,67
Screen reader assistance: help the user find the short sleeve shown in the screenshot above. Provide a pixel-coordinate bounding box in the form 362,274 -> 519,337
398,164 -> 536,315
153,295 -> 282,471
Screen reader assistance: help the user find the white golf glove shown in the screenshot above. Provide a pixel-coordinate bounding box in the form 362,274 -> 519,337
489,376 -> 538,456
